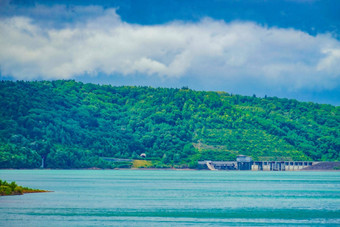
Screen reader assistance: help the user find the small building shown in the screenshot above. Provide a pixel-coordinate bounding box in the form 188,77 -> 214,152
237,155 -> 252,170
140,153 -> 146,158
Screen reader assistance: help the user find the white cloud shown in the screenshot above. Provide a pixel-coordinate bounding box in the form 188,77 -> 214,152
317,49 -> 340,73
0,8 -> 340,91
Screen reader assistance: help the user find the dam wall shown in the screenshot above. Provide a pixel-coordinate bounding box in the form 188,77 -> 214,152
198,160 -> 317,171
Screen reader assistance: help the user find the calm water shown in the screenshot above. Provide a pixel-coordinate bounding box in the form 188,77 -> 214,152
0,170 -> 339,226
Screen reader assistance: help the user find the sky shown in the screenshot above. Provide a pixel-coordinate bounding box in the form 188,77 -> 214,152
0,0 -> 340,105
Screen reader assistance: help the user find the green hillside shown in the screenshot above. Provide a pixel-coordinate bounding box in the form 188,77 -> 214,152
0,80 -> 339,169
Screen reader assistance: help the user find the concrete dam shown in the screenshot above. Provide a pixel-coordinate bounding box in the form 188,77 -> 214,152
198,155 -> 317,171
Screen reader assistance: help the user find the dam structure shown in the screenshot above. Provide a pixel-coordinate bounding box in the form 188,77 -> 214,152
198,155 -> 316,171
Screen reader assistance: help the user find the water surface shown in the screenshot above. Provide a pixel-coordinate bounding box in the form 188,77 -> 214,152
0,170 -> 339,226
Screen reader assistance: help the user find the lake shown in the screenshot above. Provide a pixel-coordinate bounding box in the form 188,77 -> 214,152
0,170 -> 339,226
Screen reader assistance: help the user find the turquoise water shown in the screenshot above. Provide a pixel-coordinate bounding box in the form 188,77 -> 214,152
0,170 -> 339,226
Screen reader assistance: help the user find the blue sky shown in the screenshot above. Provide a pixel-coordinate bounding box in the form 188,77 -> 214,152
1,0 -> 340,105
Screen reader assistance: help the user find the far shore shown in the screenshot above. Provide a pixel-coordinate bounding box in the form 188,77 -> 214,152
1,168 -> 339,171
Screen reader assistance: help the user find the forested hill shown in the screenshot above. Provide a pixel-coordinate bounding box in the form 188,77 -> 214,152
0,80 -> 339,169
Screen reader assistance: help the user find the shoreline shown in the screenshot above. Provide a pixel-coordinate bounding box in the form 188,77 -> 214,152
0,179 -> 52,196
1,190 -> 52,196
0,167 -> 339,171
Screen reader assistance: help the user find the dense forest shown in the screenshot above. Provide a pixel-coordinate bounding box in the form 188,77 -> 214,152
0,80 -> 339,169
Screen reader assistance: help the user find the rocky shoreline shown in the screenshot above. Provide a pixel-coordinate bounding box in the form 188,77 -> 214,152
302,162 -> 340,171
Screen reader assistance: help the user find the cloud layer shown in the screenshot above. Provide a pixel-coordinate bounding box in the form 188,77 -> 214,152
0,7 -> 340,91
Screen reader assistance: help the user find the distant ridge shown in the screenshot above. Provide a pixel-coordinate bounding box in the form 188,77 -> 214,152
0,80 -> 338,169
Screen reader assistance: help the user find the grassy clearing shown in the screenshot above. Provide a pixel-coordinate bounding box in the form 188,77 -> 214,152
132,160 -> 153,168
